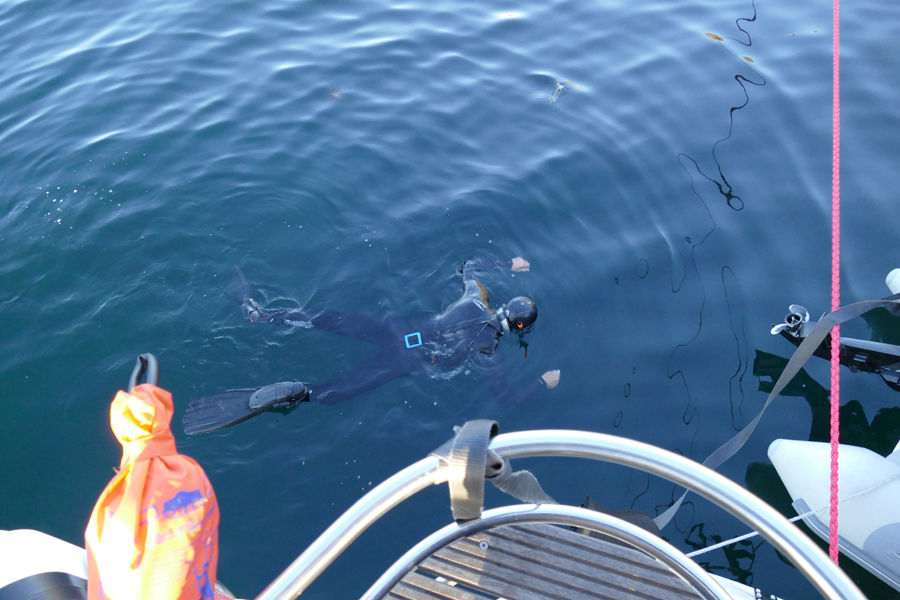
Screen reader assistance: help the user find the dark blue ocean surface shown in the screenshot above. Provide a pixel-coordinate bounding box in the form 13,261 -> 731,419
2,0 -> 899,597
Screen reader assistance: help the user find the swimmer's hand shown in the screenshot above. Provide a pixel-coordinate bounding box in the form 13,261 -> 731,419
541,370 -> 560,389
511,257 -> 530,272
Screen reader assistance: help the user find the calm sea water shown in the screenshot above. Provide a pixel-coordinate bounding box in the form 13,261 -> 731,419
2,0 -> 899,598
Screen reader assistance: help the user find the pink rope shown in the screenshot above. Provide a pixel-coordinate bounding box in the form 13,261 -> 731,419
829,0 -> 841,564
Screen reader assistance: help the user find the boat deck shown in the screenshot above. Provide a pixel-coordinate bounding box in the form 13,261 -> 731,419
387,522 -> 702,600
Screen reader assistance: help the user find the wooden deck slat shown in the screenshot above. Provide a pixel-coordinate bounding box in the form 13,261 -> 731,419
419,553 -> 596,600
391,572 -> 489,600
506,525 -> 666,566
421,544 -> 694,600
391,523 -> 703,600
503,524 -> 678,578
496,524 -> 695,589
478,525 -> 689,587
442,535 -> 698,600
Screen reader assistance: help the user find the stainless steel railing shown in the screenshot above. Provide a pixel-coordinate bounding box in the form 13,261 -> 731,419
255,429 -> 866,600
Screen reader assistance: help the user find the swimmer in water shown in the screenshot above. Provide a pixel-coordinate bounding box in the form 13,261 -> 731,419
183,257 -> 560,434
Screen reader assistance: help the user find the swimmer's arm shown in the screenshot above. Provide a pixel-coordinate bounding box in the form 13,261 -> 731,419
493,368 -> 560,407
475,352 -> 559,407
460,256 -> 530,283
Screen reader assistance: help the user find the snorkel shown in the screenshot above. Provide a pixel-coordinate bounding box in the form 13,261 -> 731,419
499,301 -> 535,358
499,307 -> 511,332
517,329 -> 529,358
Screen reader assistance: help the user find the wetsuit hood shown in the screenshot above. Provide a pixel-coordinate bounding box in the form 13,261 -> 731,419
502,296 -> 538,333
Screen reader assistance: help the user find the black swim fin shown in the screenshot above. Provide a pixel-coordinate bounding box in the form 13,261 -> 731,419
183,381 -> 309,435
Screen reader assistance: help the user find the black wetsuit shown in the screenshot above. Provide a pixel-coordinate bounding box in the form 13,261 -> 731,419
249,258 -> 546,406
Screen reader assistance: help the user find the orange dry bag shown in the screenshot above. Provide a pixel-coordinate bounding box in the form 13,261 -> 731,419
85,384 -> 219,600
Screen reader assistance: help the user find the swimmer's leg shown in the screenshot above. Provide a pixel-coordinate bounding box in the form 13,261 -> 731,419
310,352 -> 411,406
303,310 -> 401,344
227,266 -> 323,330
259,308 -> 405,346
229,267 -> 413,344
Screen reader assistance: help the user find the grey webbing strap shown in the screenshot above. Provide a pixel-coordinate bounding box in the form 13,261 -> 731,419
432,420 -> 499,521
654,296 -> 900,530
489,453 -> 556,505
432,420 -> 556,522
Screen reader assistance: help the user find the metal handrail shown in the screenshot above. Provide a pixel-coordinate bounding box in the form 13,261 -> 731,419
255,429 -> 866,600
360,504 -> 732,600
489,431 -> 865,600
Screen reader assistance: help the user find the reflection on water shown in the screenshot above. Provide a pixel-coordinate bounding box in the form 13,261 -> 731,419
661,2 -> 764,433
754,350 -> 900,453
682,2 -> 764,212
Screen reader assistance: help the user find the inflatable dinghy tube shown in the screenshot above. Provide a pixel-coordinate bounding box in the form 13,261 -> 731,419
0,529 -> 87,600
886,268 -> 900,295
769,438 -> 900,592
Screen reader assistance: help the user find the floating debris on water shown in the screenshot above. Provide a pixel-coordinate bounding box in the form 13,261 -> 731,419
743,56 -> 754,63
550,82 -> 565,103
328,90 -> 343,100
706,33 -> 724,41
544,79 -> 582,106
